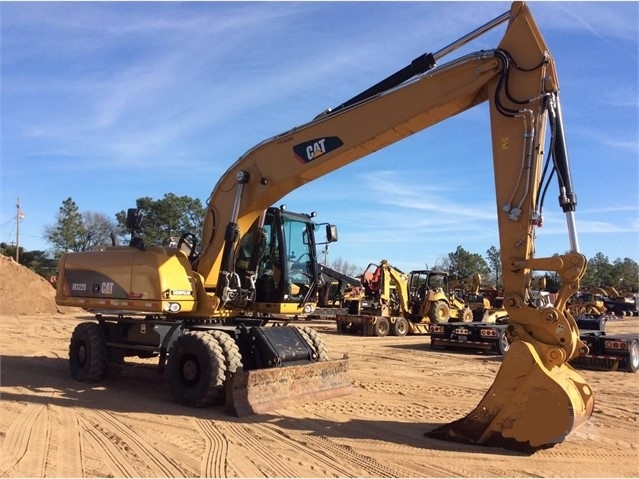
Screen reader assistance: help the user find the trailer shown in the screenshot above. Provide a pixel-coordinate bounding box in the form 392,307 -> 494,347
430,313 -> 639,374
569,314 -> 639,373
335,313 -> 430,337
429,319 -> 509,354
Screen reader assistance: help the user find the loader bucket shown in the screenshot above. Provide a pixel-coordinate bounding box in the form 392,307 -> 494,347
225,356 -> 353,417
427,340 -> 594,452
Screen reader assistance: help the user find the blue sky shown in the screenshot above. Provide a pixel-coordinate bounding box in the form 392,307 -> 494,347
1,1 -> 637,273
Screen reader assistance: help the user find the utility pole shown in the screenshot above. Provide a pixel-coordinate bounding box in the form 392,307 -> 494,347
322,244 -> 329,264
16,197 -> 24,262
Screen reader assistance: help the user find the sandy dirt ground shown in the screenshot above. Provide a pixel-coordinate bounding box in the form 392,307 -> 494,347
1,257 -> 638,478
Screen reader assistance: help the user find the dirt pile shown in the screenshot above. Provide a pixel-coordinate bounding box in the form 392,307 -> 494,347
0,255 -> 78,315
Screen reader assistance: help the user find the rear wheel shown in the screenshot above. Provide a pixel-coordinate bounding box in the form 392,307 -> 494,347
374,317 -> 390,337
428,301 -> 450,323
627,339 -> 639,373
168,331 -> 226,407
69,322 -> 107,382
494,328 -> 510,355
392,317 -> 409,337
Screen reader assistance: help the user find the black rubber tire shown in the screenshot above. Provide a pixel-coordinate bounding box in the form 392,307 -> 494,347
69,322 -> 107,382
494,328 -> 510,355
374,317 -> 390,337
627,339 -> 639,373
167,331 -> 226,407
461,308 -> 473,323
207,330 -> 243,374
299,326 -> 329,361
428,301 -> 450,323
391,317 -> 409,337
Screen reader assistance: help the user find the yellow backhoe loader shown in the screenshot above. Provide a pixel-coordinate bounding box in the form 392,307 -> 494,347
336,261 -> 473,336
56,1 -> 593,451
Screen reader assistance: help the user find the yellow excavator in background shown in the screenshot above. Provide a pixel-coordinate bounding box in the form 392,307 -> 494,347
56,2 -> 592,451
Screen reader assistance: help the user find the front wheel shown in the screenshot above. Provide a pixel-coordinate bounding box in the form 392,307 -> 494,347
298,326 -> 329,361
428,301 -> 450,323
69,322 -> 107,382
167,331 -> 226,407
207,330 -> 243,375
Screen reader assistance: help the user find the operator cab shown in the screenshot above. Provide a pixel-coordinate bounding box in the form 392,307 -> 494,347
238,206 -> 337,314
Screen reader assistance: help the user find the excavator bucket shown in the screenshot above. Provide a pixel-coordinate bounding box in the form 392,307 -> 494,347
427,340 -> 594,452
226,356 -> 353,417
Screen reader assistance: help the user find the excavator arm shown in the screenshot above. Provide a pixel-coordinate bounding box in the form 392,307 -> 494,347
195,4 -> 518,291
194,2 -> 592,449
450,273 -> 483,295
377,260 -> 411,316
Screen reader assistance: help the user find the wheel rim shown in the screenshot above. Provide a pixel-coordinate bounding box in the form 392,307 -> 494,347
397,320 -> 407,335
500,333 -> 510,353
376,319 -> 389,336
180,354 -> 200,386
631,343 -> 639,369
76,342 -> 87,367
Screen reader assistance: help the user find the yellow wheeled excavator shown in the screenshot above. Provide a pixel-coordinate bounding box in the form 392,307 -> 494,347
56,1 -> 593,451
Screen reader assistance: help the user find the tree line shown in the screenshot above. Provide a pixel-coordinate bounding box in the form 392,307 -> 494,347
3,195 -> 637,292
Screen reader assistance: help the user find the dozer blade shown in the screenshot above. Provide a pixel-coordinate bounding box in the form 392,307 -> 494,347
226,357 -> 353,417
427,340 -> 594,452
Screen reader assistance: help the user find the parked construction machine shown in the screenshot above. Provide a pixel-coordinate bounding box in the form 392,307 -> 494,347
312,263 -> 362,316
336,261 -> 473,336
567,290 -> 607,316
56,2 -> 593,450
449,273 -> 504,321
598,287 -> 638,317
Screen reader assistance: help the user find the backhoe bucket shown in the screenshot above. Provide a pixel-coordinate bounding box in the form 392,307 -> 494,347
427,340 -> 594,451
226,357 -> 353,417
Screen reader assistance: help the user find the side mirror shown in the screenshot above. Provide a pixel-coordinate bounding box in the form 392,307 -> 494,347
326,224 -> 338,243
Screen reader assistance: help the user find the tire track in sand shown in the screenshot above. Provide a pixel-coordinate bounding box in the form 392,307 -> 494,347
221,420 -> 302,477
78,409 -> 185,477
0,403 -> 48,478
77,413 -> 138,478
193,419 -> 228,478
249,420 -> 409,478
54,406 -> 84,477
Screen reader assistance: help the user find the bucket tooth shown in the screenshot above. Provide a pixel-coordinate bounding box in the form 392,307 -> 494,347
426,340 -> 594,451
226,358 -> 353,417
